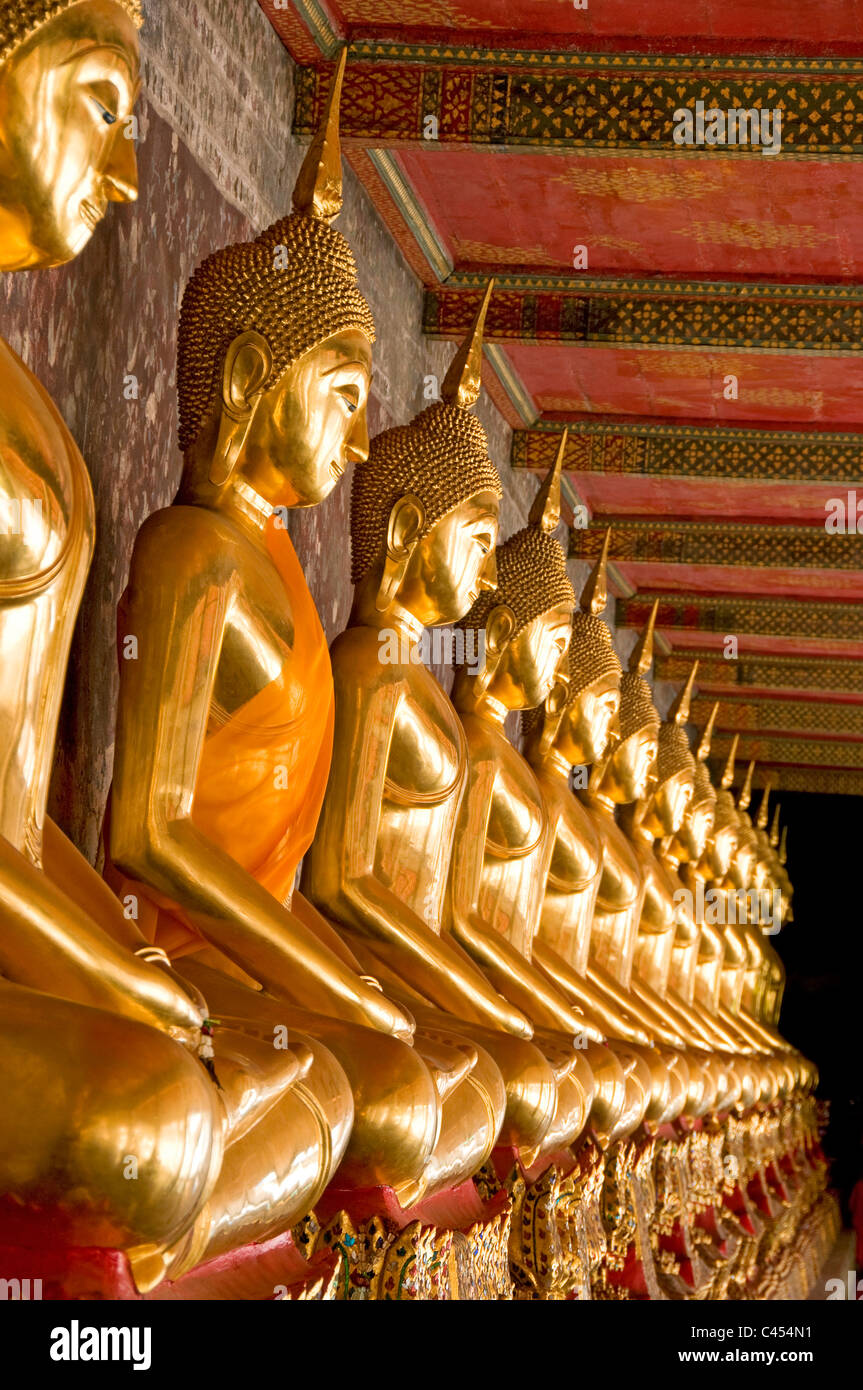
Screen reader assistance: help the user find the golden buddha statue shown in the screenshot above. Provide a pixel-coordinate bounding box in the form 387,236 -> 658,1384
693,756 -> 797,1112
0,0 -> 271,1290
664,706 -> 748,1113
574,609 -> 711,1122
521,530 -> 678,1141
724,766 -> 791,1065
442,449 -> 602,1160
304,289 -> 569,1173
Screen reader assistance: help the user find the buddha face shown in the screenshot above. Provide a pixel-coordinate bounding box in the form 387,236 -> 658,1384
487,602 -> 574,711
676,799 -> 715,863
729,834 -> 756,891
0,0 -> 140,270
704,818 -> 737,880
643,768 -> 693,838
238,330 -> 373,508
604,725 -> 659,804
395,491 -> 499,626
556,673 -> 621,766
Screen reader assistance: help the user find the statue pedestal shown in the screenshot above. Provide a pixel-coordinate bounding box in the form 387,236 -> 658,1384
0,1229 -> 341,1301
304,1179 -> 513,1300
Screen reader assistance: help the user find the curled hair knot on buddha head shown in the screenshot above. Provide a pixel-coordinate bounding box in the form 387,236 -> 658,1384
176,49 -> 376,454
459,427 -> 574,644
0,0 -> 143,64
655,660 -> 698,787
350,281 -> 501,583
618,599 -> 661,743
691,702 -> 719,811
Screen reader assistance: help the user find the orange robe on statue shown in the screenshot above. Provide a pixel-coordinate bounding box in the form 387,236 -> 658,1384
104,520 -> 335,965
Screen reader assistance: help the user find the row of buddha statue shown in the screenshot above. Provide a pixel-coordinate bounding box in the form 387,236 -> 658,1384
0,2 -> 837,1300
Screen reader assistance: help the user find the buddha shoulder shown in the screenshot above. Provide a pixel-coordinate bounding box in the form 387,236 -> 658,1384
129,505 -> 270,590
330,624 -> 464,799
0,339 -> 92,591
461,715 -> 544,855
537,771 -> 601,887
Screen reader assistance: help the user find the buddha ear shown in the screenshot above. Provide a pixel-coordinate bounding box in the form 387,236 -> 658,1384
539,671 -> 570,755
484,603 -> 516,659
210,331 -> 273,487
375,493 -> 426,612
222,330 -> 273,414
473,603 -> 515,696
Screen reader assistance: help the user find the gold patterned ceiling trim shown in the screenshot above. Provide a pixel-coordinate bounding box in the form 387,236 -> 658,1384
710,734 -> 863,770
573,520 -> 863,571
425,282 -> 863,354
343,42 -> 863,77
296,59 -> 863,158
616,594 -> 863,641
657,649 -> 863,694
691,695 -> 863,738
514,421 -> 863,484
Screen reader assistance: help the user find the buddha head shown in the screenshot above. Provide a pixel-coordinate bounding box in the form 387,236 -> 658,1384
522,527 -> 622,765
598,601 -> 660,805
704,733 -> 740,881
350,282 -> 502,626
671,703 -> 718,864
0,0 -> 141,270
455,436 -> 575,712
176,51 -> 375,516
642,661 -> 697,839
729,759 -> 759,891
753,782 -> 778,899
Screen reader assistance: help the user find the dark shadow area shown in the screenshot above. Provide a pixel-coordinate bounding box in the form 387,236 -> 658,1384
775,790 -> 862,1219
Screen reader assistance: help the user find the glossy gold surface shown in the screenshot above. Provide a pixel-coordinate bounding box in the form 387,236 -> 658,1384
305,297 -> 572,1178
0,4 -> 821,1298
438,445 -> 602,1157
105,52 -> 474,1250
0,0 -> 240,1288
0,1 -> 140,270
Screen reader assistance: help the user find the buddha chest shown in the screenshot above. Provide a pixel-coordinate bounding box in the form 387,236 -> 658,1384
535,768 -> 602,969
458,714 -> 548,957
581,797 -> 643,986
377,658 -> 466,925
0,340 -> 94,861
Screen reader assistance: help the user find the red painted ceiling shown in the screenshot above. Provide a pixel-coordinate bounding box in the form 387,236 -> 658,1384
262,0 -> 863,788
508,345 -> 863,424
609,563 -> 863,601
575,477 -> 849,525
398,151 -> 863,281
306,0 -> 863,53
